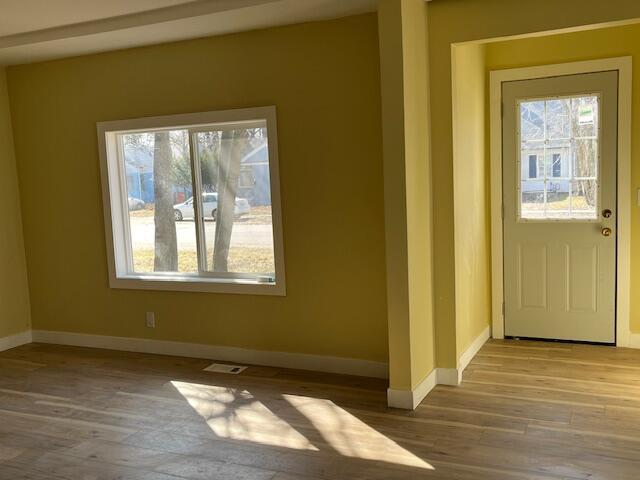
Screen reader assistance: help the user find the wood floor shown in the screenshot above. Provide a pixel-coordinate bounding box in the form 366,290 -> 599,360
0,339 -> 639,479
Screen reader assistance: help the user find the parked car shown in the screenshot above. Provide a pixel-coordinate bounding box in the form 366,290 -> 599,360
128,196 -> 145,210
173,193 -> 251,221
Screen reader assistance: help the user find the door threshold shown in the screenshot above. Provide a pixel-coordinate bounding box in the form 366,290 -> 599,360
504,336 -> 616,347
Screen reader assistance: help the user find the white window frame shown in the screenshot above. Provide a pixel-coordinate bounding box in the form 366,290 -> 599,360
97,106 -> 286,296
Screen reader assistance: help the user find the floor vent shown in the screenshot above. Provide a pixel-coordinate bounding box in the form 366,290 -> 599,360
203,363 -> 247,374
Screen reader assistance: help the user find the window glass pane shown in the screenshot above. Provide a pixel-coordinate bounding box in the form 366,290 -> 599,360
545,184 -> 571,218
572,96 -> 598,138
571,179 -> 598,219
195,125 -> 275,276
573,139 -> 598,178
520,101 -> 545,142
121,130 -> 197,273
519,95 -> 599,221
551,154 -> 562,178
528,155 -> 537,179
545,99 -> 571,139
521,182 -> 545,219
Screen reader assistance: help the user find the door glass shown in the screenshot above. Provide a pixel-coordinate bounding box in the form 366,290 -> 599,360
519,95 -> 599,220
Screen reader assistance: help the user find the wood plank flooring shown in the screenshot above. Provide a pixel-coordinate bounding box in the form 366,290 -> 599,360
0,339 -> 639,479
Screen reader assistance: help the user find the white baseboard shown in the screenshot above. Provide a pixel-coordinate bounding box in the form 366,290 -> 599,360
387,368 -> 437,410
629,333 -> 640,349
460,325 -> 491,372
441,325 -> 491,386
387,326 -> 491,409
30,330 -> 389,379
437,368 -> 462,386
0,330 -> 33,352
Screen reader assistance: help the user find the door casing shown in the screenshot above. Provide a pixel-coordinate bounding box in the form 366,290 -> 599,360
489,57 -> 632,346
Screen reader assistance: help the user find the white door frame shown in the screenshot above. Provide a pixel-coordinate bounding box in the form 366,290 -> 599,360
490,57 -> 632,346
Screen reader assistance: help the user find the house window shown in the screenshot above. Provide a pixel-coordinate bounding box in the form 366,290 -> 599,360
98,107 -> 285,295
552,153 -> 562,177
528,155 -> 537,179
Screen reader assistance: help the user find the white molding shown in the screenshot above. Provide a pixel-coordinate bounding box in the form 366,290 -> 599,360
0,330 -> 32,352
489,57 -> 632,345
438,326 -> 491,386
629,334 -> 640,349
459,325 -> 491,372
387,326 -> 491,408
436,368 -> 461,386
387,368 -> 437,410
30,330 -> 388,379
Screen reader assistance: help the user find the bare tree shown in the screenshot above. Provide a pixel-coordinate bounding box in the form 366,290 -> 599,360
571,101 -> 597,208
213,129 -> 250,271
153,131 -> 178,271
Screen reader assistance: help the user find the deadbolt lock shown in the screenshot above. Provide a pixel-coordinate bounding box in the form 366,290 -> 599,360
601,227 -> 612,237
602,209 -> 612,218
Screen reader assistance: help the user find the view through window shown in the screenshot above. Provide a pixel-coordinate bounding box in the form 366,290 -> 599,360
100,109 -> 282,293
519,95 -> 600,220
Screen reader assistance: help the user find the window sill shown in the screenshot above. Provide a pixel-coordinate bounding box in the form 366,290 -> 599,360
110,274 -> 285,296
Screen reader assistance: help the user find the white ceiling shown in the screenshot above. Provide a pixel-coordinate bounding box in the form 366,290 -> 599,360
0,0 -> 378,65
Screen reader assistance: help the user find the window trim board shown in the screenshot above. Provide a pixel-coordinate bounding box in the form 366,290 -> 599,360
97,106 -> 286,296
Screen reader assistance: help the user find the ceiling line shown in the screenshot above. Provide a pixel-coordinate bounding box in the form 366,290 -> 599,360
0,0 -> 278,48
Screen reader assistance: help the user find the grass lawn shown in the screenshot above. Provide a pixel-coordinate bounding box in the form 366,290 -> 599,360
132,247 -> 275,274
523,195 -> 593,211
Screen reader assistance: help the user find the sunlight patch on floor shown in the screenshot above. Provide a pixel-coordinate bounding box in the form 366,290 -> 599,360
284,394 -> 434,470
171,381 -> 318,451
171,380 -> 433,470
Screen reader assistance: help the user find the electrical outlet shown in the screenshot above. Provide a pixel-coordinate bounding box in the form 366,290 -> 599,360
145,312 -> 156,328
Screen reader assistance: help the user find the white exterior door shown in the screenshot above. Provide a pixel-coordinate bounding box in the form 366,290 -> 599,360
502,71 -> 618,343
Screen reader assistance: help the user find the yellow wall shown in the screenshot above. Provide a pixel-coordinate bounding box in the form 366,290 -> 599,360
452,43 -> 490,357
7,14 -> 389,362
378,0 -> 435,391
486,22 -> 640,334
0,68 -> 31,338
427,0 -> 640,367
402,0 -> 435,390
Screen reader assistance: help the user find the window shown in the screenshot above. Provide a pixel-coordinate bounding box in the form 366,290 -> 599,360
551,153 -> 562,178
518,95 -> 599,220
98,107 -> 285,295
528,155 -> 537,179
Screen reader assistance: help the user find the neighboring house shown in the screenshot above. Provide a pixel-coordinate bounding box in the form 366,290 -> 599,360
124,141 -> 271,206
124,146 -> 155,203
124,145 -> 193,204
520,145 -> 570,196
520,102 -> 571,197
238,142 -> 272,206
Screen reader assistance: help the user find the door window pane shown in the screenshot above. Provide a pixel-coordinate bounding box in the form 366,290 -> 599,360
521,182 -> 545,219
122,130 -> 197,273
573,139 -> 598,178
571,179 -> 598,219
519,95 -> 599,220
545,99 -> 571,139
520,101 -> 545,141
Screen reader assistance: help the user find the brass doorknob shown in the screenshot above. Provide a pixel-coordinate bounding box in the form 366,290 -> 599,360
602,227 -> 612,237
